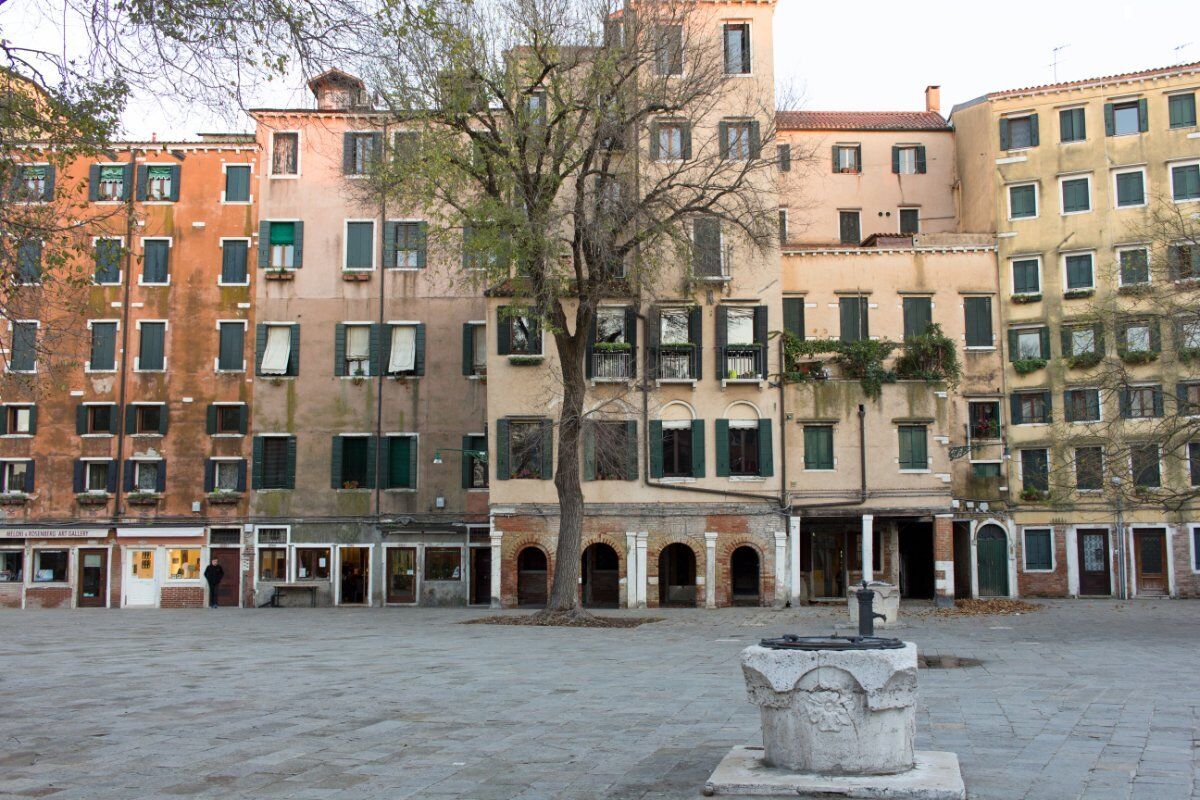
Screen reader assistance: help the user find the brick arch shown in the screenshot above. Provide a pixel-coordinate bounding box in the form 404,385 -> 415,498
719,539 -> 768,607
649,537 -> 704,609
580,535 -> 626,608
503,537 -> 554,608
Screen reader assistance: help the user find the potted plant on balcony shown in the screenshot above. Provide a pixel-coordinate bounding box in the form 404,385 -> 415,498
207,489 -> 242,505
76,492 -> 109,506
0,493 -> 29,506
127,491 -> 161,506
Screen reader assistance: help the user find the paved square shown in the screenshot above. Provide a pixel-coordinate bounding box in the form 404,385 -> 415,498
0,602 -> 1196,800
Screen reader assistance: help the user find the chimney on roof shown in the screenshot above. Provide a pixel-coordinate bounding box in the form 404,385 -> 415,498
925,85 -> 941,115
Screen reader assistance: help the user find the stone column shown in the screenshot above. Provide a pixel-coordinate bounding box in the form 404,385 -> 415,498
704,532 -> 718,608
861,514 -> 874,583
625,531 -> 638,609
635,532 -> 648,608
773,531 -> 787,608
788,516 -> 802,607
489,530 -> 503,609
933,514 -> 954,607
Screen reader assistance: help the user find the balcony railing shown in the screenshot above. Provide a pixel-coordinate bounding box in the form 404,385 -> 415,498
656,346 -> 694,380
722,345 -> 762,380
591,350 -> 632,380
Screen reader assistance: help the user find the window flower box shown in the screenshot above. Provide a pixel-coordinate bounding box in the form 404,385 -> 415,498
264,270 -> 295,281
1066,352 -> 1103,369
207,491 -> 242,505
1063,288 -> 1094,300
1177,347 -> 1200,363
1010,293 -> 1042,304
127,492 -> 161,506
1019,488 -> 1049,503
1012,358 -> 1047,375
0,493 -> 29,506
76,492 -> 110,506
342,271 -> 371,282
1117,283 -> 1152,297
508,355 -> 544,366
1119,350 -> 1157,365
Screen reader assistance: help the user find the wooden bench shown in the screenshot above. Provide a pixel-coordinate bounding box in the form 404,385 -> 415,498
268,583 -> 319,607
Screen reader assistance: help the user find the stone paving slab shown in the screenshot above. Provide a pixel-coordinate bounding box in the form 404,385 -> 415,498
0,601 -> 1196,799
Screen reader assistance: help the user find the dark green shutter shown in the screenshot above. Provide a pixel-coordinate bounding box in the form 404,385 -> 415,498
778,143 -> 791,171
343,133 -> 355,174
204,460 -> 215,492
416,222 -> 428,268
753,305 -> 768,348
284,436 -> 297,489
254,324 -> 267,375
748,121 -> 761,158
831,145 -> 841,172
679,122 -> 691,159
649,420 -> 664,478
413,324 -> 426,376
1063,391 -> 1076,423
1104,103 -> 1115,136
999,118 -> 1010,150
899,427 -> 912,468
715,305 -> 728,377
26,405 -> 36,435
460,435 -> 474,488
891,146 -> 900,174
1010,394 -> 1023,425
206,405 -> 217,435
1039,327 -> 1051,359
497,306 -> 511,354
496,419 -> 511,480
252,436 -> 264,489
625,308 -> 638,379
258,222 -> 270,267
964,297 -> 992,347
88,164 -> 101,201
649,122 -> 660,160
383,221 -> 397,268
688,305 -> 703,379
462,323 -> 474,375
1007,328 -> 1020,361
915,146 -> 926,173
623,420 -> 638,479
715,419 -> 730,477
783,298 -> 804,339
288,324 -> 300,375
292,221 -> 304,267
168,165 -> 181,201
1137,98 -> 1148,132
364,436 -> 377,489
1028,114 -> 1039,146
718,121 -> 729,159
691,420 -> 705,477
539,419 -> 553,479
903,297 -> 931,339
369,324 -> 382,376
582,423 -> 596,481
135,164 -> 149,201
76,404 -> 87,435
1149,319 -> 1161,353
757,418 -> 773,477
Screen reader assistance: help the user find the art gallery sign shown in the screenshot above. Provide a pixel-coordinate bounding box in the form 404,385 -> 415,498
0,528 -> 108,539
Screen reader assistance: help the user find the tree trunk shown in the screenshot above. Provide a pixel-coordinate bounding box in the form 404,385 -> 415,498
547,332 -> 586,612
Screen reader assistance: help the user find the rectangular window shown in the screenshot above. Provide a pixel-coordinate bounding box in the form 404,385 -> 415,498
898,425 -> 928,470
296,548 -> 330,581
259,436 -> 292,489
1119,248 -> 1150,285
1059,107 -> 1086,142
132,460 -> 161,493
137,322 -> 166,371
969,401 -> 1001,440
1172,163 -> 1200,202
1023,529 -> 1052,570
1169,244 -> 1200,280
1064,253 -> 1094,290
902,296 -> 932,340
895,146 -> 919,175
1013,327 -> 1048,360
465,434 -> 488,488
343,324 -> 371,376
662,424 -> 694,478
723,22 -> 751,74
1004,115 -> 1036,149
509,421 -> 545,479
899,208 -> 919,235
1009,184 -> 1037,219
964,296 -> 994,347
692,216 -> 724,277
83,404 -> 114,435
1064,325 -> 1098,357
1014,391 -> 1050,425
838,210 -> 861,245
33,550 -> 67,582
1123,323 -> 1152,353
658,122 -> 687,160
803,425 -> 834,470
84,460 -> 112,493
654,25 -> 683,76
1061,176 -> 1091,214
217,322 -> 245,372
94,238 -> 122,284
727,424 -> 760,476
973,462 -> 1001,478
212,404 -> 244,435
1011,258 -> 1040,294
1075,446 -> 1103,491
590,421 -> 633,481
258,548 -> 287,581
466,323 -> 487,376
1131,444 -> 1161,488
1021,449 -> 1049,492
1064,389 -> 1100,422
833,145 -> 861,174
271,132 -> 298,175
0,550 -> 23,582
9,322 -> 36,373
839,296 -> 868,343
17,164 -> 51,201
97,165 -> 126,200
1169,93 -> 1197,128
337,436 -> 370,489
1180,383 -> 1200,416
345,133 -> 378,175
259,324 -> 295,376
16,239 -> 41,284
385,435 -> 414,488
131,404 -> 164,435
89,322 -> 117,371
1178,317 -> 1200,351
425,548 -> 462,581
345,221 -> 374,270
224,165 -> 250,202
4,405 -> 33,435
221,240 -> 249,284
1110,100 -> 1143,136
504,315 -> 541,356
1191,443 -> 1200,486
387,324 -> 421,375
267,221 -> 296,269
0,460 -> 30,494
390,222 -> 425,269
1123,386 -> 1161,419
144,165 -> 173,201
722,121 -> 754,160
212,456 -> 241,490
1114,170 -> 1145,207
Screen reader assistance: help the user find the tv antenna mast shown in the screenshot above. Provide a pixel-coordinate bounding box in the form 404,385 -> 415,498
1175,43 -> 1193,64
1050,44 -> 1069,82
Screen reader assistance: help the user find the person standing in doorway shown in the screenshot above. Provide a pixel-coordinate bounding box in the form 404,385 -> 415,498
204,557 -> 225,609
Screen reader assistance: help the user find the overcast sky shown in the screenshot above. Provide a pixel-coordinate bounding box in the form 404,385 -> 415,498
4,0 -> 1197,138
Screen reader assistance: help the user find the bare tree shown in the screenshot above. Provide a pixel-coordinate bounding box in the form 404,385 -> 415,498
364,0 -> 783,617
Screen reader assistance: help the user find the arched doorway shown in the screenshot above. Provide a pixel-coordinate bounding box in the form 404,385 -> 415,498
730,546 -> 760,606
581,543 -> 620,608
516,547 -> 548,607
658,543 -> 697,607
976,524 -> 1009,597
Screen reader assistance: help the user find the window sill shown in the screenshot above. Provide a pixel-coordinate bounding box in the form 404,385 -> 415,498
467,374 -> 487,381
215,369 -> 247,375
899,469 -> 932,474
803,468 -> 836,473
1022,568 -> 1055,574
0,494 -> 30,505
29,582 -> 71,587
656,477 -> 696,484
268,174 -> 300,180
335,488 -> 372,493
1061,210 -> 1092,217
697,275 -> 731,283
211,433 -> 244,438
388,373 -> 420,381
130,433 -> 163,438
341,374 -> 373,380
383,488 -> 417,493
0,434 -> 33,439
591,377 -> 633,385
264,271 -> 296,281
207,492 -> 243,505
256,488 -> 292,492
466,487 -> 489,493
1008,215 -> 1039,222
965,346 -> 997,352
729,476 -> 766,482
217,281 -> 251,288
722,378 -> 764,388
386,267 -> 423,272
342,271 -> 373,282
259,375 -> 296,381
656,378 -> 696,386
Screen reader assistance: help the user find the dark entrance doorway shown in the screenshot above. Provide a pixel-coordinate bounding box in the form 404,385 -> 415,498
386,547 -> 416,604
897,521 -> 934,599
339,547 -> 370,604
1133,529 -> 1167,596
77,548 -> 107,607
952,521 -> 972,600
976,524 -> 1009,597
210,547 -> 240,607
470,547 -> 491,605
658,543 -> 697,607
1076,529 -> 1111,596
809,530 -> 846,599
516,547 -> 547,607
581,543 -> 620,608
730,546 -> 760,606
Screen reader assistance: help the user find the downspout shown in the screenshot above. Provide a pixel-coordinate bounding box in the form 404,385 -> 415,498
373,120 -> 389,520
112,148 -> 138,520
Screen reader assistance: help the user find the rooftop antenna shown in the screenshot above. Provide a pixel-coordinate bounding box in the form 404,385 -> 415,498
1049,44 -> 1069,82
1175,43 -> 1193,64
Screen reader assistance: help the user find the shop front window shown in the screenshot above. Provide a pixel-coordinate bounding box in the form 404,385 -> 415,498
296,548 -> 331,581
0,551 -> 23,582
167,549 -> 201,580
33,550 -> 68,582
258,548 -> 287,581
425,548 -> 462,581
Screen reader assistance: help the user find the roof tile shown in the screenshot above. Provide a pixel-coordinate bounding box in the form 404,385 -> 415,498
776,110 -> 950,132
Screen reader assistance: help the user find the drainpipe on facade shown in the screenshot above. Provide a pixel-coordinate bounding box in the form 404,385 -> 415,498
373,121 -> 389,521
112,148 -> 139,520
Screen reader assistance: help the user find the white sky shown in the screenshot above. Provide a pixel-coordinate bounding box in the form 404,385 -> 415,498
3,0 -> 1198,138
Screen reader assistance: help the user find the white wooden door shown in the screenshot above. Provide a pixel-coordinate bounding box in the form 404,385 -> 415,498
125,549 -> 158,607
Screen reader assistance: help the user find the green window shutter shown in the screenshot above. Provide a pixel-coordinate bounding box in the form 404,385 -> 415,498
891,146 -> 900,174
369,324 -> 383,376
692,216 -> 722,277
783,297 -> 804,339
87,164 -> 101,201
331,324 -> 346,376
460,435 -> 473,488
26,405 -> 37,435
715,305 -> 728,377
258,222 -> 270,268
539,419 -> 554,479
205,405 -> 217,435
1029,113 -> 1039,146
168,165 -> 181,201
1119,389 -> 1132,418
284,436 -> 297,489
899,426 -> 912,468
1063,391 -> 1076,423
649,122 -> 660,160
753,305 -> 768,349
382,221 -> 396,268
915,146 -> 927,173
158,406 -> 169,435
1153,388 -> 1165,417
415,222 -> 428,268
902,297 -> 932,339
718,121 -> 729,159
623,421 -> 639,480
715,419 -> 730,477
831,145 -> 840,172
288,324 -> 300,376
135,164 -> 149,201
1137,98 -> 1148,132
999,118 -> 1011,150
496,419 -> 510,480
254,324 -> 267,375
1059,108 -> 1073,141
964,297 -> 992,347
679,121 -> 691,159
582,423 -> 596,481
757,418 -> 773,477
1149,319 -> 1161,353
76,404 -> 87,435
1104,103 -> 1115,136
688,305 -> 703,379
839,297 -> 864,343
413,323 -> 426,376
342,133 -> 356,174
749,121 -> 761,159
381,436 -> 398,489
1009,394 -> 1023,425
691,420 -> 706,477
462,323 -> 474,375
649,420 -> 664,479
1039,327 -> 1051,359
1007,328 -> 1020,361
251,436 -> 264,489
345,221 -> 373,269
330,436 -> 343,489
364,436 -> 378,489
496,306 -> 511,355
292,221 -> 304,267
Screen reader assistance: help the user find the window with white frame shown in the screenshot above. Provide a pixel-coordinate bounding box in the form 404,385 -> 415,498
1172,161 -> 1200,202
260,324 -> 294,375
132,460 -> 161,493
0,460 -> 30,494
4,405 -> 33,435
212,459 -> 241,491
388,324 -> 418,375
266,222 -> 296,269
344,324 -> 371,376
0,550 -> 22,582
145,165 -> 173,201
96,165 -> 126,200
1123,322 -> 1152,353
84,460 -> 111,492
1060,174 -> 1091,214
1023,529 -> 1053,570
1118,247 -> 1150,285
1063,252 -> 1094,291
1114,168 -> 1146,208
271,132 -> 298,175
33,550 -> 67,582
1131,443 -> 1161,488
167,549 -> 201,580
1008,183 -> 1037,219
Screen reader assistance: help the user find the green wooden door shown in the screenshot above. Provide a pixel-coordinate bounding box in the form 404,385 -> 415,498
976,525 -> 1009,597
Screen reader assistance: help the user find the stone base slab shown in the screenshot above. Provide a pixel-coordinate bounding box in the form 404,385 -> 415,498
704,746 -> 965,799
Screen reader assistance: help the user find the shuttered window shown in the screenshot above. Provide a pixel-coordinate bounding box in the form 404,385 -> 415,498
94,238 -> 122,284
1008,184 -> 1037,219
1119,248 -> 1149,285
255,435 -> 296,490
723,23 -> 751,74
839,297 -> 868,343
217,323 -> 245,372
1021,449 -> 1049,492
1075,446 -> 1103,491
1064,253 -> 1094,290
1061,176 -> 1091,213
653,25 -> 683,75
137,322 -> 166,371
902,297 -> 932,340
964,297 -> 993,347
142,239 -> 170,284
1169,93 -> 1197,128
692,216 -> 723,277
1115,170 -> 1145,207
89,322 -> 117,371
1059,107 -> 1085,142
345,221 -> 374,270
385,435 -> 416,489
803,426 -> 833,470
10,323 -> 36,373
1011,259 -> 1039,293
1131,444 -> 1161,488
1172,163 -> 1200,202
838,210 -> 860,244
897,425 -> 928,470
221,240 -> 249,284
16,240 -> 41,284
1023,529 -> 1052,570
224,165 -> 251,202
